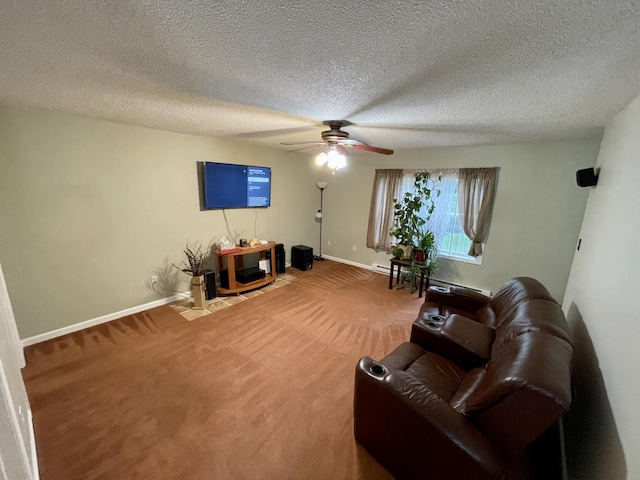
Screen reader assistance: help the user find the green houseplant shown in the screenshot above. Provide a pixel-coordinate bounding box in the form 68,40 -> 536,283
389,172 -> 441,289
419,228 -> 440,277
389,172 -> 440,258
413,229 -> 436,263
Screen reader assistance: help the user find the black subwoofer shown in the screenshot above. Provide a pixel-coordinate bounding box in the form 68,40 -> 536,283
291,245 -> 313,271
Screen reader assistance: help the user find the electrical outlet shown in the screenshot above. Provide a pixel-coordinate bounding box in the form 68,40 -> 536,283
327,240 -> 331,247
352,245 -> 357,251
151,275 -> 158,284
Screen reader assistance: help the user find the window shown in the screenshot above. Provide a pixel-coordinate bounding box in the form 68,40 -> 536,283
367,167 -> 497,264
400,170 -> 481,264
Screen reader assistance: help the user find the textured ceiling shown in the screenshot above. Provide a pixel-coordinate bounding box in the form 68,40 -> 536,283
1,1 -> 640,151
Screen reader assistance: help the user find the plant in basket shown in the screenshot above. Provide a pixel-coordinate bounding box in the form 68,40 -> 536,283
174,241 -> 207,309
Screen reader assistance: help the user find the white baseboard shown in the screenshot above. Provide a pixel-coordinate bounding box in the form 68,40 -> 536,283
28,408 -> 39,480
371,262 -> 392,275
21,292 -> 190,347
21,257 -> 492,347
22,261 -> 301,347
320,255 -> 373,272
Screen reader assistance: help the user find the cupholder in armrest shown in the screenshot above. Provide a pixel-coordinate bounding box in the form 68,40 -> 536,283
429,314 -> 446,323
429,286 -> 450,293
369,364 -> 387,376
426,322 -> 441,330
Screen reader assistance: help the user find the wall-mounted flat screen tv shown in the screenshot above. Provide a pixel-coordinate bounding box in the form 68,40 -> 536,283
202,162 -> 271,209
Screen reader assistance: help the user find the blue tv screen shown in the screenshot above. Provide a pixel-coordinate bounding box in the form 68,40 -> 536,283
203,162 -> 271,209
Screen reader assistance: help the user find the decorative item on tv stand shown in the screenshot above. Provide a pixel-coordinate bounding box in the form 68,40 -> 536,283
314,181 -> 328,261
174,241 -> 207,310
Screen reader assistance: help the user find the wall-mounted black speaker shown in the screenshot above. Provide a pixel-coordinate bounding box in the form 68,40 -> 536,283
576,167 -> 598,187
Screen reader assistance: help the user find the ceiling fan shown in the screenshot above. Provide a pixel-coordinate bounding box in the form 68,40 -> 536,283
281,120 -> 394,155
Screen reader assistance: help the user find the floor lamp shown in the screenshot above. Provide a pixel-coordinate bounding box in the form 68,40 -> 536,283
314,181 -> 328,261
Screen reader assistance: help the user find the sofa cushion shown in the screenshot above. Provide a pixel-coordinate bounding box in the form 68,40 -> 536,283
379,341 -> 425,371
405,353 -> 467,401
488,277 -> 558,328
492,300 -> 572,356
379,342 -> 467,402
449,367 -> 487,411
450,332 -> 573,416
475,303 -> 497,327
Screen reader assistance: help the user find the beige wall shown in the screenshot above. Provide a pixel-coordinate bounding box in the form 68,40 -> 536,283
320,139 -> 602,301
0,104 -> 602,340
0,106 -> 317,338
561,94 -> 640,479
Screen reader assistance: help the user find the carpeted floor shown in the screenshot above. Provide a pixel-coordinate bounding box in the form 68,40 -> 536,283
22,260 -> 425,479
171,273 -> 297,321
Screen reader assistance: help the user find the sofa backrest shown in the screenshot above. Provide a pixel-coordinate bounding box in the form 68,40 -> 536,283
449,332 -> 573,455
491,299 -> 572,356
478,277 -> 558,328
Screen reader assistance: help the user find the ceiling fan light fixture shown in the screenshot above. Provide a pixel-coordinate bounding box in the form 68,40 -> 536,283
326,148 -> 346,170
315,152 -> 328,166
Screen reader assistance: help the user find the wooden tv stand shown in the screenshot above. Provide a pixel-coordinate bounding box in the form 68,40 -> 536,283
214,241 -> 277,295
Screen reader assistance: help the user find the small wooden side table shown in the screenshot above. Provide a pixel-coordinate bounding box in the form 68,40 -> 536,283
388,259 -> 429,298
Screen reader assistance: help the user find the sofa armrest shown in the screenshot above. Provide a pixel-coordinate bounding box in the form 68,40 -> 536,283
411,314 -> 494,369
426,286 -> 491,313
451,286 -> 491,303
354,358 -> 508,480
440,314 -> 495,360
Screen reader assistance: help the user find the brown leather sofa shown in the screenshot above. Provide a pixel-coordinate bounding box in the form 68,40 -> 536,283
354,277 -> 573,480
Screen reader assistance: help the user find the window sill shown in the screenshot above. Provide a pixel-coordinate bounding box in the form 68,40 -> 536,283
439,253 -> 483,266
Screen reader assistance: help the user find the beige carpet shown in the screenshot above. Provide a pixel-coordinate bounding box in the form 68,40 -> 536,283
171,273 -> 297,321
22,260 -> 425,479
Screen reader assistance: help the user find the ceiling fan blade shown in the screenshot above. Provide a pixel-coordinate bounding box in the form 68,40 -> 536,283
281,141 -> 325,146
285,144 -> 325,153
351,143 -> 394,155
236,126 -> 317,139
340,138 -> 393,154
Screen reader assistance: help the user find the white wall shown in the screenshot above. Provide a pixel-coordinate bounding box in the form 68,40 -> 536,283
0,106 -> 317,339
561,95 -> 640,479
320,140 -> 602,301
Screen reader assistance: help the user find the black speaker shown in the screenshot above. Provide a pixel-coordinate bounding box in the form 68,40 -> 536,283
219,269 -> 229,289
236,267 -> 266,284
291,245 -> 313,271
266,243 -> 286,274
576,167 -> 598,187
203,270 -> 217,300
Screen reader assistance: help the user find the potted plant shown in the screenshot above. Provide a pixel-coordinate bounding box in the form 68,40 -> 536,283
419,229 -> 440,277
412,229 -> 435,263
389,172 -> 440,288
390,244 -> 405,260
174,241 -> 207,309
389,172 -> 439,256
